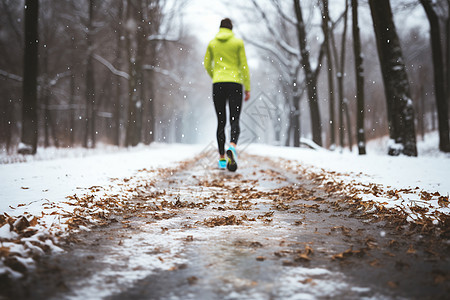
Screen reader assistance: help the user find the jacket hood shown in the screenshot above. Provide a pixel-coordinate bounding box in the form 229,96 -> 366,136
215,28 -> 234,42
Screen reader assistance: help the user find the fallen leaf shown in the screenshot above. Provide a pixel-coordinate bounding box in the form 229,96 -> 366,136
406,245 -> 416,254
438,196 -> 449,207
304,245 -> 314,255
370,259 -> 380,267
332,247 -> 358,260
434,274 -> 446,285
282,260 -> 295,266
384,251 -> 395,257
387,281 -> 398,288
388,240 -> 398,248
187,276 -> 198,285
29,216 -> 38,227
295,253 -> 311,261
299,278 -> 315,285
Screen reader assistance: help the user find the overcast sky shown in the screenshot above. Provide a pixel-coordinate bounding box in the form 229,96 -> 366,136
183,0 -> 428,43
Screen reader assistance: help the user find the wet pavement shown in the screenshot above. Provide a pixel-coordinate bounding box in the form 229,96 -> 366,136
5,154 -> 450,299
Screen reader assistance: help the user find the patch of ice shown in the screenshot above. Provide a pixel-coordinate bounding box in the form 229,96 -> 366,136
276,267 -> 372,299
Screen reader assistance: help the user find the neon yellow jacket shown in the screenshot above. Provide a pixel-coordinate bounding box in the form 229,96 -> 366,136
203,28 -> 250,91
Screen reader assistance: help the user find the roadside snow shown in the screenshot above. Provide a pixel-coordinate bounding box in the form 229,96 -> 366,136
247,143 -> 449,196
0,143 -> 204,278
0,143 -> 203,215
246,133 -> 450,224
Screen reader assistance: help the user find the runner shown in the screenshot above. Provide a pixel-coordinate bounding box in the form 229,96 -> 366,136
203,18 -> 251,171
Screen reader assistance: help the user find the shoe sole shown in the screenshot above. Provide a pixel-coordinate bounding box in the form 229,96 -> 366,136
226,149 -> 237,172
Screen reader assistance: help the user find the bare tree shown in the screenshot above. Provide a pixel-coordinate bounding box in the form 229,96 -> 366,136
113,0 -> 124,146
69,36 -> 76,147
321,0 -> 336,149
250,0 -> 301,146
84,0 -> 96,148
419,0 -> 450,152
293,0 -> 323,147
18,0 -> 39,155
447,0 -> 450,113
125,0 -> 142,146
352,0 -> 366,155
369,0 -> 417,156
330,0 -> 352,151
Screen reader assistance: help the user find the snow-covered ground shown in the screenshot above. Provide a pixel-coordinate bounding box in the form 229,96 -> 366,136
248,132 -> 449,196
247,131 -> 450,223
0,143 -> 204,278
1,133 -> 449,279
0,143 -> 204,215
2,133 -> 447,219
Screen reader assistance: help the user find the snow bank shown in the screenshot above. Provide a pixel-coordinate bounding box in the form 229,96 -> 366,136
0,143 -> 203,215
246,135 -> 450,225
0,143 -> 204,278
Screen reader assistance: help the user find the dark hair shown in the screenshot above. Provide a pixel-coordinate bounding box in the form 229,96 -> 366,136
220,18 -> 233,30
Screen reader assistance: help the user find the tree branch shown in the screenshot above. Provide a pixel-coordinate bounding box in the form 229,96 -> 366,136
269,0 -> 297,26
93,54 -> 130,79
142,64 -> 182,85
0,69 -> 22,82
250,0 -> 299,57
243,36 -> 291,71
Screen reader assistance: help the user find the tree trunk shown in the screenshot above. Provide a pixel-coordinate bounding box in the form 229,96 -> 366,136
293,0 -> 322,147
344,100 -> 353,150
69,33 -> 76,147
49,109 -> 59,147
285,102 -> 293,147
144,72 -> 155,144
292,95 -> 301,147
42,47 -> 50,148
6,101 -> 13,153
125,0 -> 141,146
70,70 -> 75,147
43,91 -> 50,147
89,0 -> 96,148
113,0 -> 123,146
369,0 -> 417,156
1,98 -> 14,153
84,0 -> 96,148
136,14 -> 145,144
322,0 -> 336,150
352,0 -> 366,155
419,83 -> 425,140
420,0 -> 450,152
447,0 -> 450,116
329,1 -> 349,151
19,0 -> 39,155
339,0 -> 349,151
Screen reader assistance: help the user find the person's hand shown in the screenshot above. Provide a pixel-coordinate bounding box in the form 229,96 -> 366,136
244,91 -> 250,101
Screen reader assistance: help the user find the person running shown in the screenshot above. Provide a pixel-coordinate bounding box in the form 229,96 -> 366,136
203,18 -> 251,172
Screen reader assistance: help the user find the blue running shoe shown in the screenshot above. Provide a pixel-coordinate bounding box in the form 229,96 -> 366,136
226,146 -> 238,172
218,158 -> 227,170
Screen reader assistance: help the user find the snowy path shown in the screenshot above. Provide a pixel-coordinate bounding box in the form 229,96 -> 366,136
4,154 -> 450,300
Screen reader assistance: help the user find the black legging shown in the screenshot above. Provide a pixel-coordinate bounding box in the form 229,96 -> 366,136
213,82 -> 243,156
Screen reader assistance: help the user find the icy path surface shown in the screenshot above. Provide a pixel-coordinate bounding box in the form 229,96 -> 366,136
10,154 -> 450,300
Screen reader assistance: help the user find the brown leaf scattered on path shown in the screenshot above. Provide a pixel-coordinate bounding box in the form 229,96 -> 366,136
406,245 -> 416,254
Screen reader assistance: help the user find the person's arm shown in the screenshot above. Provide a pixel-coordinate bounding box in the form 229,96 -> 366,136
239,41 -> 250,100
203,44 -> 214,78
